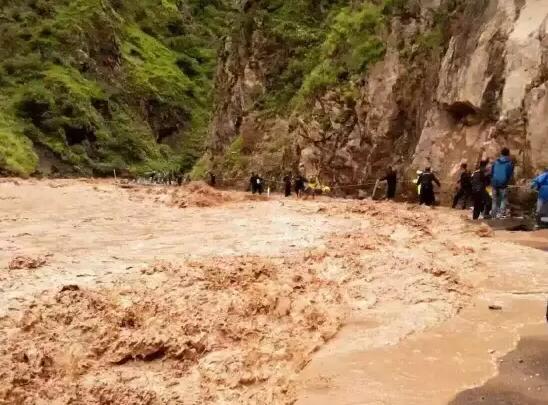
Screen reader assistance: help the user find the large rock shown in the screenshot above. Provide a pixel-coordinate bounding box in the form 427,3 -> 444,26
415,0 -> 548,183
526,83 -> 548,171
501,0 -> 548,114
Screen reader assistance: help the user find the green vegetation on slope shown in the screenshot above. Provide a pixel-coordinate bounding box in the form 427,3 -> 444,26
0,0 -> 233,176
295,2 -> 386,106
0,108 -> 38,176
247,1 -> 390,114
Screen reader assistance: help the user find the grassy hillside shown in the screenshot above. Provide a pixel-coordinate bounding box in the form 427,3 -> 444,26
0,0 -> 232,176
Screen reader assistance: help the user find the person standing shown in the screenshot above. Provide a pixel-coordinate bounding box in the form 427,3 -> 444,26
283,174 -> 292,197
531,167 -> 548,224
208,172 -> 216,187
452,163 -> 472,209
250,172 -> 258,194
491,148 -> 514,218
417,167 -> 441,206
482,160 -> 492,218
256,174 -> 264,195
294,174 -> 306,198
380,166 -> 397,200
471,160 -> 490,220
305,177 -> 320,200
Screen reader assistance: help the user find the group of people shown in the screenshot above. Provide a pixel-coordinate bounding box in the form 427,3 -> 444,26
451,147 -> 515,220
243,147 -> 548,225
378,166 -> 442,206
377,147 -> 548,225
248,172 -> 325,199
283,174 -> 308,197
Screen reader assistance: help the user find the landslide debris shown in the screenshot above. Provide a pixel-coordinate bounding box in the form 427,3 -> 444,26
8,255 -> 47,270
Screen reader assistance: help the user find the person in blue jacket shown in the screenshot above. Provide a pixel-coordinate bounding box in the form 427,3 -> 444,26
532,167 -> 548,222
491,148 -> 514,218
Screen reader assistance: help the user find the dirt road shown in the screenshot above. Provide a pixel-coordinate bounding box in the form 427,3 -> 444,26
0,179 -> 546,404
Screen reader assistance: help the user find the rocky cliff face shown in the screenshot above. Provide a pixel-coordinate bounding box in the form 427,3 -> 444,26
207,0 -> 548,195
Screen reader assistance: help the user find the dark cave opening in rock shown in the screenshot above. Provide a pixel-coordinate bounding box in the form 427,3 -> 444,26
446,101 -> 478,123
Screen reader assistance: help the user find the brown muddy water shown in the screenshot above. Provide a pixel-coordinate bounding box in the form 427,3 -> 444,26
450,324 -> 548,405
1,180 -> 547,404
297,229 -> 548,405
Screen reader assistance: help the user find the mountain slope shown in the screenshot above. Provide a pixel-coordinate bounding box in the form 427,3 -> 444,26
0,0 -> 232,176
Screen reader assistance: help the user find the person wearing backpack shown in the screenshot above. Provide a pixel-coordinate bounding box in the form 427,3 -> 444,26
491,148 -> 514,218
531,167 -> 548,225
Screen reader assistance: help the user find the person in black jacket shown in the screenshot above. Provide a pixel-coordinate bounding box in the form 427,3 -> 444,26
417,167 -> 440,206
208,172 -> 216,187
256,174 -> 264,195
380,166 -> 397,200
471,160 -> 490,220
452,163 -> 472,209
294,175 -> 306,198
283,174 -> 292,197
250,173 -> 258,194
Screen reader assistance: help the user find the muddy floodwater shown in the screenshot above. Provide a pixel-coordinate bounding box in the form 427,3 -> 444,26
0,179 -> 547,404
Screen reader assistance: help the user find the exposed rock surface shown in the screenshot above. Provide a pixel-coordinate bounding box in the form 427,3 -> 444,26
208,0 -> 548,193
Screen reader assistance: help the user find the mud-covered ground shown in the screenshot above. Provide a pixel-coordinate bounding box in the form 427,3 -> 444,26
0,179 -> 546,404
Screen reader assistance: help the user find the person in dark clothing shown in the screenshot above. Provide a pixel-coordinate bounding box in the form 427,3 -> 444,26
452,163 -> 472,209
471,160 -> 490,220
417,167 -> 441,206
250,173 -> 258,194
208,172 -> 216,187
482,161 -> 492,218
256,174 -> 264,195
380,166 -> 397,200
283,174 -> 292,197
294,175 -> 306,198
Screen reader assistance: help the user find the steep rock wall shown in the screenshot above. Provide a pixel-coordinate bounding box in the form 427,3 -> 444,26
207,0 -> 547,193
